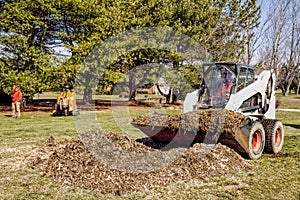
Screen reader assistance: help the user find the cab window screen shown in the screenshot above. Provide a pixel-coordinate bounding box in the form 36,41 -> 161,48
238,68 -> 247,90
246,69 -> 254,86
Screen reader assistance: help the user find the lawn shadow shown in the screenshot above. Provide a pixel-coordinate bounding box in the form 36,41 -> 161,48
4,114 -> 12,117
284,123 -> 300,129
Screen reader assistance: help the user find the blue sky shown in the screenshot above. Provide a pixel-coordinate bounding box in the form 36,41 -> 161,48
258,0 -> 272,23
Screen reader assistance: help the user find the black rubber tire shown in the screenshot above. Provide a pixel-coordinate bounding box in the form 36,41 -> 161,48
261,119 -> 284,154
247,121 -> 265,160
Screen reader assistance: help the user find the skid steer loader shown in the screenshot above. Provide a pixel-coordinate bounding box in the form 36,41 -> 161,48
132,62 -> 284,159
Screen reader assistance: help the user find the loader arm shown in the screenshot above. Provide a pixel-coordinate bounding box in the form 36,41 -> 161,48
225,70 -> 276,119
183,66 -> 276,119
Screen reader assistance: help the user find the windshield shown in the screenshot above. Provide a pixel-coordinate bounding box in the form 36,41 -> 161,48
200,65 -> 235,108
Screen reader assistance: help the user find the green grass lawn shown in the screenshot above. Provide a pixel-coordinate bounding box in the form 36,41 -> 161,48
277,93 -> 300,109
0,96 -> 299,199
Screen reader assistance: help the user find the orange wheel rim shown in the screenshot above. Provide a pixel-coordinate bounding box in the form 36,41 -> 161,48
275,128 -> 281,147
252,131 -> 261,152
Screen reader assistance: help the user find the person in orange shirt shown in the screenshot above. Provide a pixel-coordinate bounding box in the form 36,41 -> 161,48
10,85 -> 23,118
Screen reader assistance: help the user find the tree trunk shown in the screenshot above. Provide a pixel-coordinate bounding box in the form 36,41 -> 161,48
83,87 -> 93,104
282,82 -> 290,96
129,89 -> 137,102
157,85 -> 172,104
171,93 -> 177,104
297,80 -> 300,95
165,88 -> 172,104
128,75 -> 137,102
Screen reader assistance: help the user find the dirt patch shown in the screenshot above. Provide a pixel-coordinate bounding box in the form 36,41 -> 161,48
27,131 -> 251,195
0,100 -> 164,114
0,104 -> 53,114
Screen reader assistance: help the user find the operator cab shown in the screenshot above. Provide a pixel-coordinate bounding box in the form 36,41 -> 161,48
198,62 -> 255,108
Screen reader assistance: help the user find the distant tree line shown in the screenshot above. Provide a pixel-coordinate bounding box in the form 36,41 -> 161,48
248,0 -> 300,96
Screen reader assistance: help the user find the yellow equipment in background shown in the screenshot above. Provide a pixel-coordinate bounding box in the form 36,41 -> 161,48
52,86 -> 79,116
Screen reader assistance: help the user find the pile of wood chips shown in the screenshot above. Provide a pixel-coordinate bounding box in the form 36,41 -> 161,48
27,129 -> 251,195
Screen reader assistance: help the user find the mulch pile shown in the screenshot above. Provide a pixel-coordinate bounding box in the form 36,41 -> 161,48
26,130 -> 251,195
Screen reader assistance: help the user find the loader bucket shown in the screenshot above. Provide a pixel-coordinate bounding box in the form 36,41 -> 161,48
132,109 -> 252,156
131,123 -> 206,143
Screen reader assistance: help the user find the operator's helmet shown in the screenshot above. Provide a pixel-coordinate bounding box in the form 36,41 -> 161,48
226,71 -> 234,82
64,85 -> 70,89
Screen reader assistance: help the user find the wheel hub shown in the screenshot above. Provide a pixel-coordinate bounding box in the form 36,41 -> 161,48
252,131 -> 261,152
275,128 -> 281,147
